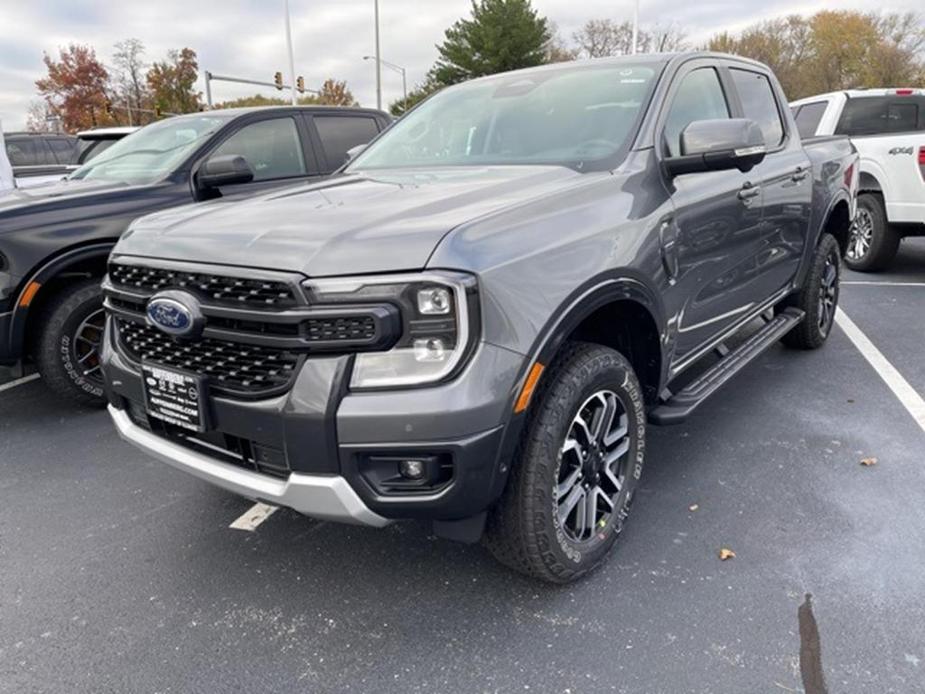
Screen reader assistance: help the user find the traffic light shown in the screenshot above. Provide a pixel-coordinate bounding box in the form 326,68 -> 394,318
296,76 -> 305,94
274,71 -> 283,90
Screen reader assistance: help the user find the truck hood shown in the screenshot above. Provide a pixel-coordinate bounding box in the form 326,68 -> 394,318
0,178 -> 130,213
114,166 -> 581,276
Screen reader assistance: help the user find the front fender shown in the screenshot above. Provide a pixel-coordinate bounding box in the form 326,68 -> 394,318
4,242 -> 113,361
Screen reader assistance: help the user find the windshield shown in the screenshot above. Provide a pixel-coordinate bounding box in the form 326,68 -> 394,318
70,115 -> 233,184
348,62 -> 660,173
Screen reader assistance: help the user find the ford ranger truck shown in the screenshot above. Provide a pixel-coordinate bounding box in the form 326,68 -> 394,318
791,88 -> 924,271
101,53 -> 858,583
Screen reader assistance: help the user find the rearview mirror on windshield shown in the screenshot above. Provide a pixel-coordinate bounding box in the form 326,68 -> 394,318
665,119 -> 767,176
198,154 -> 255,189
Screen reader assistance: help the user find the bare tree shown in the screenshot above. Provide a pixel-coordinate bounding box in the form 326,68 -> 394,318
545,22 -> 577,63
112,38 -> 149,125
573,19 -> 633,58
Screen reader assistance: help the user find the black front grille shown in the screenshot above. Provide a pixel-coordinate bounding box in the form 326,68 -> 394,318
305,315 -> 377,343
116,319 -> 301,396
109,263 -> 299,309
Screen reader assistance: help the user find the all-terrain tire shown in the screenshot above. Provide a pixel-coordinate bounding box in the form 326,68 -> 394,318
483,342 -> 646,583
34,279 -> 107,407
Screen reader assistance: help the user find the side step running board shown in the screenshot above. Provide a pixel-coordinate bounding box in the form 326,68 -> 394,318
649,307 -> 805,425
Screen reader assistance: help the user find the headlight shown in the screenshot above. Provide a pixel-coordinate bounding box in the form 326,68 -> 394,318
302,271 -> 478,389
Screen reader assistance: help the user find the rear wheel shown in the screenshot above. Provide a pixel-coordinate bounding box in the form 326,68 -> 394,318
845,193 -> 899,272
782,233 -> 840,350
483,342 -> 645,583
34,279 -> 107,406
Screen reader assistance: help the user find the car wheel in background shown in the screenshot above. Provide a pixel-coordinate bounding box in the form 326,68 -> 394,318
483,342 -> 645,583
34,279 -> 107,406
845,193 -> 900,272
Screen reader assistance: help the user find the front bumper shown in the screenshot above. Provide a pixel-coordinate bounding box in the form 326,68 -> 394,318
103,318 -> 524,525
110,406 -> 391,526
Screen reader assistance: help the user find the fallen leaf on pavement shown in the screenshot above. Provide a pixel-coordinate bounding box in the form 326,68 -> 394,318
719,548 -> 735,560
860,457 -> 878,467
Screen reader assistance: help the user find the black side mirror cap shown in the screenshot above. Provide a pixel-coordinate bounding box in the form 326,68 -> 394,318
666,119 -> 767,176
198,154 -> 255,189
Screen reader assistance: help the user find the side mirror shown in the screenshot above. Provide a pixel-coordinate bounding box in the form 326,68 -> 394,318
665,119 -> 766,176
344,144 -> 368,164
198,155 -> 255,189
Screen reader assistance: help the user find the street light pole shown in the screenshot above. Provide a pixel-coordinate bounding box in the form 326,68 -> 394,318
374,0 -> 382,111
284,0 -> 298,105
631,0 -> 639,55
363,55 -> 406,108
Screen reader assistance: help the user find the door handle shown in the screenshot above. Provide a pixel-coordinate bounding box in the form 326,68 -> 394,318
737,184 -> 760,201
791,167 -> 808,182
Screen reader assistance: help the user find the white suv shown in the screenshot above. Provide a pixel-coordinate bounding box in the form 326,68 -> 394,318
791,89 -> 925,271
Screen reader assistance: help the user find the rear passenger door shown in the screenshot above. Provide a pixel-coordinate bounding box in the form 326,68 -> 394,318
307,113 -> 383,174
659,62 -> 765,358
728,67 -> 811,298
200,114 -> 323,198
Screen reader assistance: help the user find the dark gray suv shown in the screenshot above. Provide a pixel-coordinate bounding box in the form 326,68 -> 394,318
102,53 -> 858,582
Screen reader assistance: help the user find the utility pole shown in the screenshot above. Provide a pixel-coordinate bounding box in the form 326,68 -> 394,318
631,0 -> 639,55
284,0 -> 298,105
374,0 -> 382,111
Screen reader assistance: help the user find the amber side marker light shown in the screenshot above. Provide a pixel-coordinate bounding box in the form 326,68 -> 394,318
514,362 -> 545,413
19,281 -> 42,307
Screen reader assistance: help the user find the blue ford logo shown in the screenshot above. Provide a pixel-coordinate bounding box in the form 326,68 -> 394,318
146,292 -> 202,337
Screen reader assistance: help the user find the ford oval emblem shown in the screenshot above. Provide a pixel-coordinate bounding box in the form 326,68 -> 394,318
146,293 -> 200,337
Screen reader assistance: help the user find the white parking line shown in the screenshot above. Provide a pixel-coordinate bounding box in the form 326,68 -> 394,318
229,502 -> 279,531
842,281 -> 925,287
0,373 -> 41,394
835,308 -> 925,434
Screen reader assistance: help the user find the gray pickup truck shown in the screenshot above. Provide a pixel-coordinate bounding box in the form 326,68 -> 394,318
101,53 -> 857,583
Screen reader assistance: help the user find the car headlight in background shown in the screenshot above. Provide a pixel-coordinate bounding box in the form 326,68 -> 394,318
302,271 -> 478,389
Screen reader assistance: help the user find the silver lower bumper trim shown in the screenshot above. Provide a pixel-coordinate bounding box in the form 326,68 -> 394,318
109,405 -> 390,528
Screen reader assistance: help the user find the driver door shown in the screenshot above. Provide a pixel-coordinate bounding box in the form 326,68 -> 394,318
660,63 -> 765,360
199,115 -> 322,199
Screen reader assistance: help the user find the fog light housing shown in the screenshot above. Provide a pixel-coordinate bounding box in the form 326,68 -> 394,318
399,459 -> 426,479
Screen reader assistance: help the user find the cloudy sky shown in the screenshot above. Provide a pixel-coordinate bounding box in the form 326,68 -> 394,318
1,0 -> 921,129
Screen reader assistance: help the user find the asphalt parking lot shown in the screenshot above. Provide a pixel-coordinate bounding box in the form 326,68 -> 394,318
2,241 -> 924,694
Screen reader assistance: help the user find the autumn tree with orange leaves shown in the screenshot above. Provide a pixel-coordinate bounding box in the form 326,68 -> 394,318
35,44 -> 115,131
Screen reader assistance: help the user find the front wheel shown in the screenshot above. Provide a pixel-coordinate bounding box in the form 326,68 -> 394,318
781,233 -> 841,350
483,342 -> 646,583
34,279 -> 107,407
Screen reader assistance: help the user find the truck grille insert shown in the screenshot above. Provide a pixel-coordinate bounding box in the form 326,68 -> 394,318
109,263 -> 299,309
116,318 -> 301,396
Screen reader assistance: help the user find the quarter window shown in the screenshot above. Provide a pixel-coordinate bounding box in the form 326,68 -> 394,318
209,118 -> 306,181
664,68 -> 730,157
730,69 -> 785,147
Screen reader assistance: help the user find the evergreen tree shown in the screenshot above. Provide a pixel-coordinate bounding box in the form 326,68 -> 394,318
432,0 -> 551,86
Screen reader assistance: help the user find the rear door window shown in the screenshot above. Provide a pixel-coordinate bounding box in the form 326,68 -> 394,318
836,97 -> 925,136
730,69 -> 785,147
313,115 -> 381,172
48,137 -> 77,164
793,101 -> 827,138
663,68 -> 731,157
